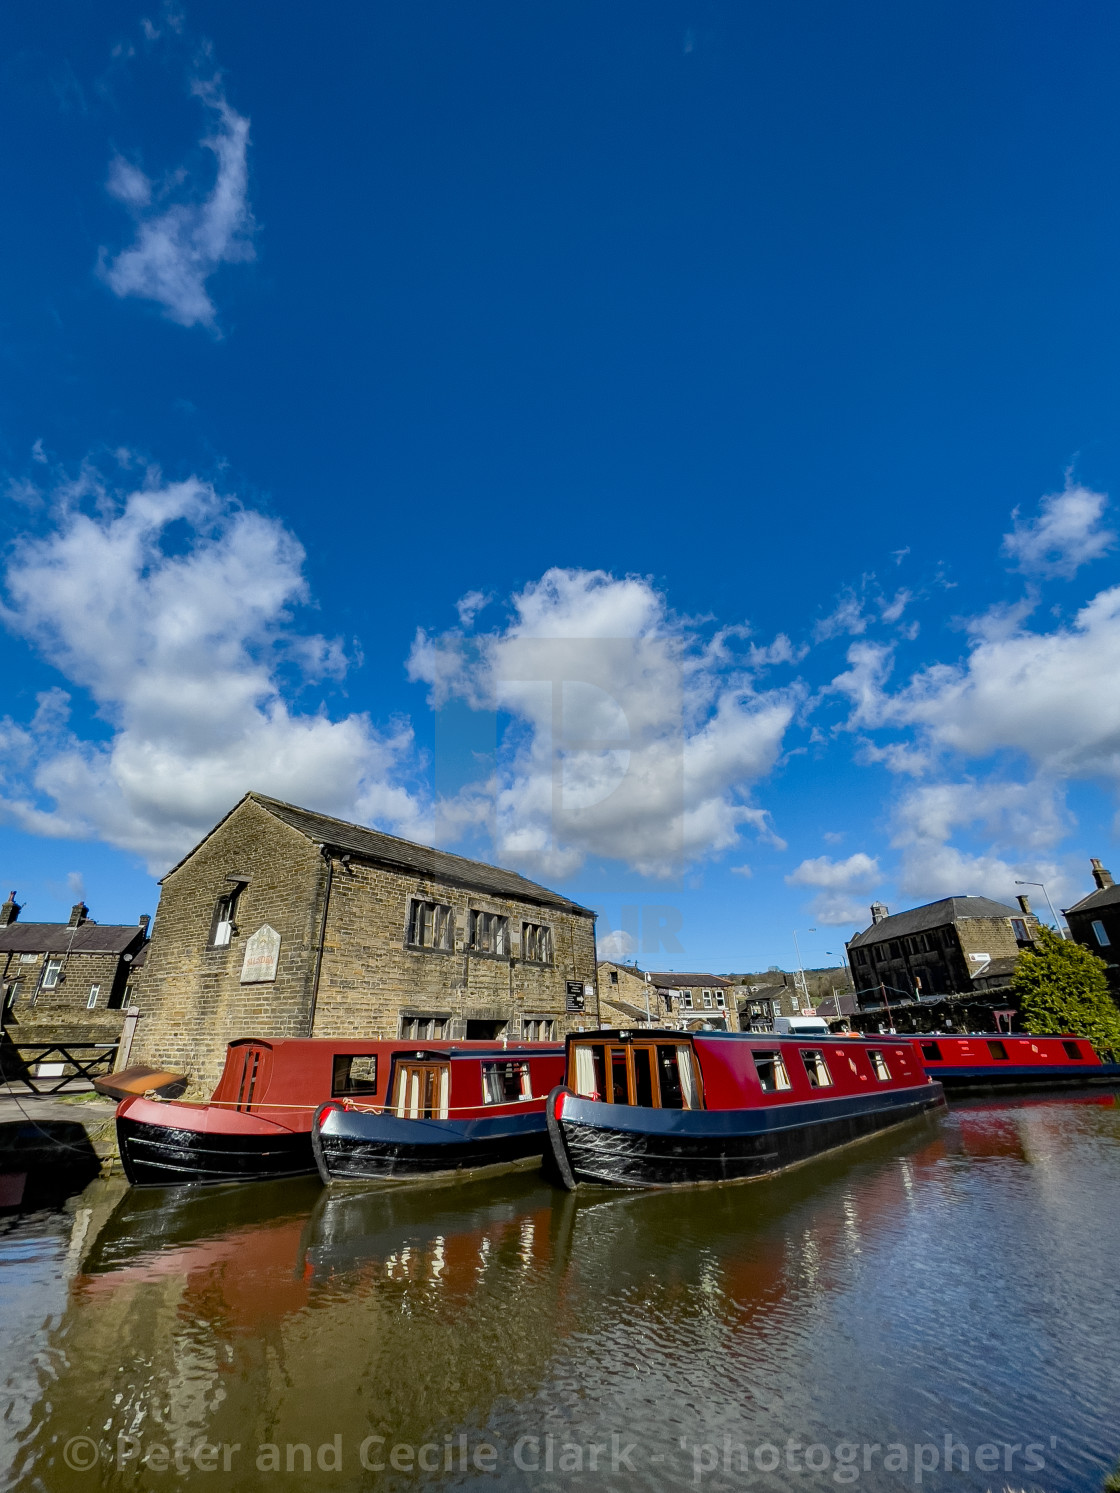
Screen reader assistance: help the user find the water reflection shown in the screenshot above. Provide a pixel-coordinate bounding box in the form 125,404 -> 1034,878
1,1100 -> 1118,1493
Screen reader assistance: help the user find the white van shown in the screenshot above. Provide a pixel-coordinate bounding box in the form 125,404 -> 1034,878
772,1015 -> 831,1037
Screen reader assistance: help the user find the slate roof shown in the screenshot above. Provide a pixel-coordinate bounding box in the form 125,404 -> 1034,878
647,971 -> 733,989
165,792 -> 595,918
1065,883 -> 1120,914
848,896 -> 1022,949
0,922 -> 146,956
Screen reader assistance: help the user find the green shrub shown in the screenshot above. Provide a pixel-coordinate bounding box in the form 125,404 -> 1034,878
1011,927 -> 1120,1060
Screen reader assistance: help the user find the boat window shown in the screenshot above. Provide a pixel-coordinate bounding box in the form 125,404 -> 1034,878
394,1062 -> 450,1119
633,1046 -> 654,1107
656,1045 -> 685,1108
752,1049 -> 792,1092
1062,1041 -> 1084,1060
867,1049 -> 891,1081
986,1040 -> 1009,1061
236,1047 -> 262,1111
573,1043 -> 607,1098
800,1049 -> 833,1087
332,1054 -> 378,1095
611,1048 -> 629,1104
919,1042 -> 942,1061
676,1045 -> 698,1108
482,1060 -> 532,1103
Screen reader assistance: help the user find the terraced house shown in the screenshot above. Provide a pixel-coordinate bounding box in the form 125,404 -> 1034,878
131,793 -> 599,1091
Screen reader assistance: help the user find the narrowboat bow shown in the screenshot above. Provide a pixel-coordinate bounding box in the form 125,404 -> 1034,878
913,1033 -> 1120,1093
313,1043 -> 566,1184
545,1029 -> 945,1190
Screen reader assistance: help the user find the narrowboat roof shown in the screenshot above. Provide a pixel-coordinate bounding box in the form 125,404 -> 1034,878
224,1036 -> 561,1058
565,1028 -> 916,1045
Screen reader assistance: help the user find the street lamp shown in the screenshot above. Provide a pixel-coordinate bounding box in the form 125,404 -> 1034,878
1015,880 -> 1067,940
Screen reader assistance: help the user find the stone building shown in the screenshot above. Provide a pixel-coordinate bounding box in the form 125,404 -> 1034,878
647,972 -> 738,1030
847,896 -> 1040,1007
131,793 -> 599,1090
1064,859 -> 1120,994
597,959 -> 660,1025
0,894 -> 150,1050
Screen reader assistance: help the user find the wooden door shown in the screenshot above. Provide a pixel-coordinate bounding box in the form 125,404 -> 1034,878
393,1061 -> 450,1119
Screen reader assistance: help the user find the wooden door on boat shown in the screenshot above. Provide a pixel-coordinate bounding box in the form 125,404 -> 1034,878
233,1044 -> 273,1112
393,1061 -> 450,1119
569,1040 -> 700,1109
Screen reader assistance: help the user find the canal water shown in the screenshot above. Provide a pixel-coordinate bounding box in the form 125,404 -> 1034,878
2,1097 -> 1119,1493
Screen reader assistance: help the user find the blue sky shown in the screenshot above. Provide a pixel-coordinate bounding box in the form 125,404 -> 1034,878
3,0 -> 1120,975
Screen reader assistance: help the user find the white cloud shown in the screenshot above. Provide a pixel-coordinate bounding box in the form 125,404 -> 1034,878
455,590 -> 491,628
99,77 -> 254,330
597,929 -> 637,959
748,632 -> 807,668
0,468 -> 426,873
813,591 -> 866,641
1002,480 -> 1116,579
880,588 -> 911,624
809,892 -> 872,927
409,568 -> 798,879
729,863 -> 753,877
787,851 -> 880,891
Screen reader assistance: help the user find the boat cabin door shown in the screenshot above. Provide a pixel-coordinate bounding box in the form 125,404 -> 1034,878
233,1044 -> 273,1112
393,1061 -> 450,1119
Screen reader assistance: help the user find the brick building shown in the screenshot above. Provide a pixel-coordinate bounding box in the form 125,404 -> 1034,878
131,793 -> 598,1091
0,894 -> 150,1051
1064,859 -> 1120,994
845,895 -> 1041,1031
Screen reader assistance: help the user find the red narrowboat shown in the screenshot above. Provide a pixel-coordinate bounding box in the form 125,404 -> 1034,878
116,1037 -> 561,1188
912,1033 -> 1120,1093
545,1029 -> 945,1190
313,1043 -> 566,1183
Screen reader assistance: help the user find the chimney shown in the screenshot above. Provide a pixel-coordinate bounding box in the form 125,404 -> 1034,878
1090,858 -> 1115,891
1017,894 -> 1033,916
0,892 -> 20,928
870,901 -> 889,924
68,901 -> 89,928
138,914 -> 151,936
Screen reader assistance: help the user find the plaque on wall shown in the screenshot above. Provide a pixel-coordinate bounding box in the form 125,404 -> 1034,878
240,924 -> 281,984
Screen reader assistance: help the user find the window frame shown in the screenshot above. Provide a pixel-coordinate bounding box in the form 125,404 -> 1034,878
751,1048 -> 793,1093
866,1048 -> 892,1081
520,921 -> 553,965
40,957 -> 63,990
799,1048 -> 833,1088
331,1054 -> 379,1096
521,1016 -> 556,1041
208,882 -> 244,948
468,908 -> 509,957
481,1059 -> 533,1104
398,1014 -> 450,1041
407,899 -> 455,953
1092,920 -> 1111,948
86,984 -> 100,1010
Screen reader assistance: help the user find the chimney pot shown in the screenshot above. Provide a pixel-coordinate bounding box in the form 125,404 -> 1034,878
0,892 -> 20,928
1017,894 -> 1033,916
138,914 -> 151,935
1091,858 -> 1115,891
67,901 -> 89,928
870,901 -> 889,924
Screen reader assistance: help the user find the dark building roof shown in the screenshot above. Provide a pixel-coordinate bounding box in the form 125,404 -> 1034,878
1066,884 -> 1120,915
0,922 -> 146,956
848,896 -> 1023,949
647,971 -> 733,989
165,792 -> 595,917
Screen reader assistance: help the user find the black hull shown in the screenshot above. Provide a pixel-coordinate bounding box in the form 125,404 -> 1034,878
313,1107 -> 548,1183
934,1067 -> 1120,1095
116,1115 -> 316,1188
548,1085 -> 945,1190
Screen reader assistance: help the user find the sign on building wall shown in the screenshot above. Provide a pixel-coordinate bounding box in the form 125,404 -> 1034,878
240,924 -> 282,984
566,980 -> 587,1011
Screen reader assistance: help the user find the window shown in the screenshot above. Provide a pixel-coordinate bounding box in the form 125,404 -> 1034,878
4,981 -> 20,1011
482,1060 -> 532,1103
399,1015 -> 449,1040
1092,920 -> 1111,948
609,970 -> 618,984
574,1044 -> 607,1099
702,989 -> 713,1009
332,1054 -> 379,1095
715,990 -> 726,1009
986,1040 -> 1009,1061
41,958 -> 63,989
408,900 -> 454,951
800,1049 -> 833,1087
1011,918 -> 1029,942
1062,1040 -> 1084,1061
752,1049 -> 792,1092
86,984 -> 100,1010
521,1017 -> 556,1041
680,989 -> 693,1009
919,1041 -> 942,1062
209,884 -> 243,947
468,909 -> 508,955
19,952 -> 38,963
521,922 -> 553,963
867,1049 -> 891,1081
